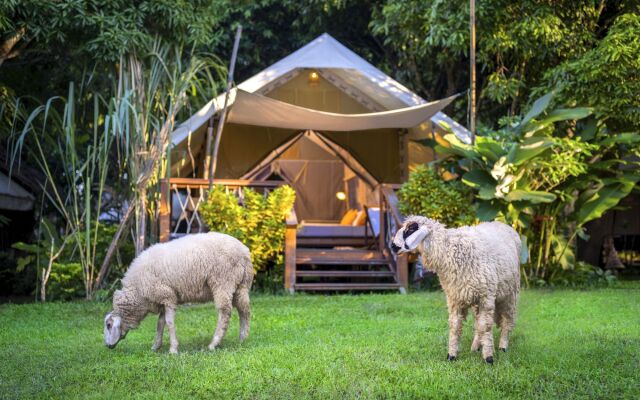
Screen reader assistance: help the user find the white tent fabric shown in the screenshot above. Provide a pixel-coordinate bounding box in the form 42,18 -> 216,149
0,171 -> 34,211
227,89 -> 457,131
171,33 -> 471,148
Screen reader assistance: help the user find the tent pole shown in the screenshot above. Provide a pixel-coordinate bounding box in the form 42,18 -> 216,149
469,0 -> 477,144
203,116 -> 215,179
209,25 -> 242,190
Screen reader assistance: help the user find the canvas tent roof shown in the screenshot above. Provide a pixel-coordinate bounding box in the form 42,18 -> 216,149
171,33 -> 471,148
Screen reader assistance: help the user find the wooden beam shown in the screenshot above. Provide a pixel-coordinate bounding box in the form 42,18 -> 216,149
296,270 -> 395,277
284,209 -> 298,294
396,253 -> 409,294
168,177 -> 283,188
159,179 -> 171,243
294,283 -> 401,291
256,69 -> 301,95
316,69 -> 385,112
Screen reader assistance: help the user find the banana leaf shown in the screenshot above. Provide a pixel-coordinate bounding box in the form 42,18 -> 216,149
476,200 -> 500,221
576,180 -> 637,225
507,137 -> 554,165
505,190 -> 556,203
599,133 -> 640,146
462,169 -> 496,189
533,107 -> 593,127
475,136 -> 506,162
518,91 -> 554,130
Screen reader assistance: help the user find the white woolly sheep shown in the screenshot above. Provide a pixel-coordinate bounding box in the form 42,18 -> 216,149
104,232 -> 254,354
392,216 -> 520,364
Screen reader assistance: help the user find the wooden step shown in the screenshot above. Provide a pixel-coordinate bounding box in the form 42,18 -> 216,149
296,249 -> 389,265
296,270 -> 395,277
294,283 -> 401,291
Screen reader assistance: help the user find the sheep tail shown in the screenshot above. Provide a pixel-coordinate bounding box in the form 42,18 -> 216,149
239,253 -> 255,289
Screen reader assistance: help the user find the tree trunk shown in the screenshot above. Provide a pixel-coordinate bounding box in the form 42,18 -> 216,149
94,201 -> 135,289
135,187 -> 147,255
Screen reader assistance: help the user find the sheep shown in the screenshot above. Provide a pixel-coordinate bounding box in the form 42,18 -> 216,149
103,232 -> 254,354
392,216 -> 520,364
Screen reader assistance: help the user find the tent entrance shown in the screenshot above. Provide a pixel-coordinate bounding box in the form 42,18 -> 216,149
242,131 -> 377,221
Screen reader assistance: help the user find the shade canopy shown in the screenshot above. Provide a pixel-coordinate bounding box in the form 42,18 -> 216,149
227,90 -> 457,131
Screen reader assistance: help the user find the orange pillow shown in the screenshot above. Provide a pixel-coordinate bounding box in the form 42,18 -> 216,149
340,209 -> 358,225
352,210 -> 367,226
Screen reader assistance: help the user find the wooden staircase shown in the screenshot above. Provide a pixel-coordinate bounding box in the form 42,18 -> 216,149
293,248 -> 403,292
284,185 -> 408,293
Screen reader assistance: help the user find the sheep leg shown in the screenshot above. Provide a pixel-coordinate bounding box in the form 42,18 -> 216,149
151,309 -> 165,351
233,288 -> 251,342
165,306 -> 179,354
447,306 -> 467,361
497,298 -> 516,351
477,300 -> 496,364
470,305 -> 481,352
209,292 -> 233,350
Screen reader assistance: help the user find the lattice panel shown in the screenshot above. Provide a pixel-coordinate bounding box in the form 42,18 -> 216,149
169,184 -> 273,238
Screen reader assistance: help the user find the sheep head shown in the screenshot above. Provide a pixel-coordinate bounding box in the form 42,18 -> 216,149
391,216 -> 434,253
104,289 -> 141,349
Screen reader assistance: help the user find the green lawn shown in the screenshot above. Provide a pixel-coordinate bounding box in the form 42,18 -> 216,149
1,285 -> 639,399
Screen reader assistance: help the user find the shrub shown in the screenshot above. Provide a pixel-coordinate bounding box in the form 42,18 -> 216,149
200,185 -> 296,272
398,165 -> 476,227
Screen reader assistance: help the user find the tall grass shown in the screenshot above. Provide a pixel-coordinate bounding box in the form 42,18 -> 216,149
7,41 -> 224,299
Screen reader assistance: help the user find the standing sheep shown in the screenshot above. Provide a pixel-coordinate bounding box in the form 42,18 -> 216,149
103,232 -> 254,354
392,216 -> 520,364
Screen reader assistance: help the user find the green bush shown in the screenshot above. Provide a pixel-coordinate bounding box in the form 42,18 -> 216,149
11,222 -> 135,301
47,262 -> 85,301
200,185 -> 296,273
398,165 -> 476,227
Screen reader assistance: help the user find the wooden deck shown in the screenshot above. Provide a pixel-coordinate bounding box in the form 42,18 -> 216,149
159,179 -> 408,293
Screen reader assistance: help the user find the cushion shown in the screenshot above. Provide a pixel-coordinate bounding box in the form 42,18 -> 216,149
339,209 -> 358,225
352,210 -> 367,226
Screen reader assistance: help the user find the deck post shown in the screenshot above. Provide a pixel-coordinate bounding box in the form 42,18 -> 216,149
284,209 -> 298,294
397,253 -> 409,294
159,179 -> 171,243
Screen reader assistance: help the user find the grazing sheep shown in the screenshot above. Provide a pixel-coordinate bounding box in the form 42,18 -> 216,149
392,216 -> 520,364
104,232 -> 254,354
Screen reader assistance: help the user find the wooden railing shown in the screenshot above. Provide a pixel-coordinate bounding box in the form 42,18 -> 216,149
159,178 -> 285,242
380,184 -> 409,292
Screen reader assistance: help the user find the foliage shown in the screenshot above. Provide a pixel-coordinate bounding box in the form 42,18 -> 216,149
398,165 -> 475,227
200,185 -> 296,272
2,288 -> 640,398
7,40 -> 223,298
46,262 -> 85,301
11,223 -> 134,301
536,13 -> 640,130
436,92 -> 640,285
530,261 -> 618,288
370,1 -> 638,126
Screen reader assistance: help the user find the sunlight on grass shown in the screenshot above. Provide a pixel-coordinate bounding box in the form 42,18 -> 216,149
1,286 -> 638,399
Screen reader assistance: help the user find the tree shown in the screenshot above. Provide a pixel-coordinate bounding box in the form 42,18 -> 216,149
536,13 -> 640,131
370,0 -> 638,128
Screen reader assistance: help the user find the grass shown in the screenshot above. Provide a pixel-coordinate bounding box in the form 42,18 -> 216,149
1,285 -> 639,399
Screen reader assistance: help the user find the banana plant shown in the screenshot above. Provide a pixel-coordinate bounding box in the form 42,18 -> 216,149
433,91 -> 639,284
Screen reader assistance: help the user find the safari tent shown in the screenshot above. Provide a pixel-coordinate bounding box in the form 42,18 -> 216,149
160,33 -> 471,292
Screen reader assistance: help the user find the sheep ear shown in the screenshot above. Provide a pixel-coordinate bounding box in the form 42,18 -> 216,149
405,226 -> 429,250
